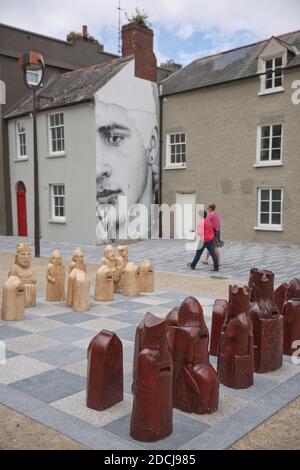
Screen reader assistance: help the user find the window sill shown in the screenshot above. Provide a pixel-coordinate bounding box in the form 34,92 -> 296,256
258,87 -> 284,96
47,152 -> 66,158
48,219 -> 66,225
254,226 -> 283,232
254,162 -> 283,168
14,157 -> 28,162
164,165 -> 187,170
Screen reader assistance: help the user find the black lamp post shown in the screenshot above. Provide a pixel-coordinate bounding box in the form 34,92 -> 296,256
18,52 -> 45,257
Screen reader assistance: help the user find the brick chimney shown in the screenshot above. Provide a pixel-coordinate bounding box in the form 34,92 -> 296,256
122,22 -> 157,82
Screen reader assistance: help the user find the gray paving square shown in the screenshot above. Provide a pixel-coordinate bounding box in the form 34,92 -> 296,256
104,411 -> 210,450
116,326 -> 138,342
28,343 -> 86,367
112,300 -> 148,311
11,369 -> 86,403
49,312 -> 99,325
0,326 -> 31,340
40,325 -> 96,342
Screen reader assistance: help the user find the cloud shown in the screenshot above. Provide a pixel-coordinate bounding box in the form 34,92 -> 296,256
177,24 -> 194,40
1,0 -> 300,58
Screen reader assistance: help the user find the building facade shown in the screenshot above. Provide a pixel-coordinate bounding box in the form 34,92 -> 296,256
161,32 -> 300,245
5,23 -> 160,245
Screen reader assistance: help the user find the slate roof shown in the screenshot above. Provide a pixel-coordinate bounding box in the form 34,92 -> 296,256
5,55 -> 133,119
161,30 -> 300,96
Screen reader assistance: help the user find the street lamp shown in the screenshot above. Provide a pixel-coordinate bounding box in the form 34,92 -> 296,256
18,52 -> 45,257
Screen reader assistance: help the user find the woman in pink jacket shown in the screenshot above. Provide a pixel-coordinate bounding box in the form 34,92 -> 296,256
188,211 -> 219,272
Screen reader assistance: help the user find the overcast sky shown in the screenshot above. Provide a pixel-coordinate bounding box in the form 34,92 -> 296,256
1,0 -> 300,65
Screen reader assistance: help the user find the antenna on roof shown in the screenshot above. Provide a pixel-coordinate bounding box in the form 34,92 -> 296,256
117,0 -> 125,55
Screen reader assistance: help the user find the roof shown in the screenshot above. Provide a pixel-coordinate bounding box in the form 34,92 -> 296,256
161,30 -> 300,96
5,55 -> 133,119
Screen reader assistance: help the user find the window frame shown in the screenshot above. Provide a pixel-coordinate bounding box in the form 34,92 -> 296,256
16,121 -> 27,160
166,132 -> 187,169
256,124 -> 283,167
50,184 -> 66,223
257,188 -> 283,231
259,55 -> 284,95
48,112 -> 65,157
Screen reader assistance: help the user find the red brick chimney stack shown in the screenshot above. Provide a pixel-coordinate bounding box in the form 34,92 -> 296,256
122,23 -> 157,82
82,25 -> 88,38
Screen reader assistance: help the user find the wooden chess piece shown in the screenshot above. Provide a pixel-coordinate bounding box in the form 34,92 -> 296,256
1,275 -> 25,321
46,249 -> 65,301
9,243 -> 37,307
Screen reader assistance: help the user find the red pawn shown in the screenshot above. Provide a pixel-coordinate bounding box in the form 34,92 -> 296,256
209,299 -> 228,357
218,286 -> 254,389
131,313 -> 173,442
86,330 -> 123,411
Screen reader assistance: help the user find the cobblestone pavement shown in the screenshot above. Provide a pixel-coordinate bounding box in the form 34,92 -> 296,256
0,236 -> 299,286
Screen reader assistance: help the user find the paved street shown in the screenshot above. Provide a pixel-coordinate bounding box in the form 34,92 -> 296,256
0,235 -> 299,286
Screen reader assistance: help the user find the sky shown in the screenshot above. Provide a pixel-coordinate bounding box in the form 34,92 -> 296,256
1,0 -> 300,65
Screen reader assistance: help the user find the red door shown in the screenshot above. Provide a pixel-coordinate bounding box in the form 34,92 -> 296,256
16,181 -> 28,236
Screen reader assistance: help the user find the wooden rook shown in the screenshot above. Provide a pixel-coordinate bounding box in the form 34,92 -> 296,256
94,265 -> 114,301
1,276 -> 25,321
46,249 -> 65,301
123,262 -> 139,297
218,286 -> 254,389
249,268 -> 283,373
167,297 -> 219,414
139,260 -> 154,293
87,330 -> 123,411
131,312 -> 173,442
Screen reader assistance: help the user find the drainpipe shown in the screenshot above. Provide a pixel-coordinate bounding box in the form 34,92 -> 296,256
159,88 -> 163,238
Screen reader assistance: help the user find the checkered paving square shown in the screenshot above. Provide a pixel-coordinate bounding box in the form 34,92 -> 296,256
0,289 -> 299,450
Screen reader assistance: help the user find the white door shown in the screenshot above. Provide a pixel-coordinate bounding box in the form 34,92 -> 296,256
175,193 -> 196,239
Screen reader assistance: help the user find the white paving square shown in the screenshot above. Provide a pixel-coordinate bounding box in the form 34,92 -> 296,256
62,360 -> 87,378
133,296 -> 173,306
52,391 -> 133,427
4,335 -> 62,354
0,355 -> 54,384
15,318 -> 62,333
78,318 -> 130,332
88,305 -> 128,317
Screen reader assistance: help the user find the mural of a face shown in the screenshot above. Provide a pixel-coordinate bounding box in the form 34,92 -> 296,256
96,103 -> 150,210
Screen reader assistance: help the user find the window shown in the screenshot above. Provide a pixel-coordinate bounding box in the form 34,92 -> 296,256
49,113 -> 65,155
264,57 -> 283,90
50,184 -> 65,222
16,122 -> 27,159
257,124 -> 283,165
258,188 -> 283,229
167,133 -> 186,167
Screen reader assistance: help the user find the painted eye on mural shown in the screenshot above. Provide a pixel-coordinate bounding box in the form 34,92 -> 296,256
98,124 -> 131,147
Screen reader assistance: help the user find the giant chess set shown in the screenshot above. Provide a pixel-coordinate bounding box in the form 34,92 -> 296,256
0,243 -> 300,450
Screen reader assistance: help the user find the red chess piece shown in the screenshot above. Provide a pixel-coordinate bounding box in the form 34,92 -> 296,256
86,330 -> 123,411
130,313 -> 173,442
249,269 -> 283,373
282,278 -> 300,356
274,282 -> 289,314
167,297 -> 219,415
218,286 -> 254,389
209,299 -> 228,356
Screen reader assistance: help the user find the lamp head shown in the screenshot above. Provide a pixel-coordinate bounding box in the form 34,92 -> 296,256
18,52 -> 45,89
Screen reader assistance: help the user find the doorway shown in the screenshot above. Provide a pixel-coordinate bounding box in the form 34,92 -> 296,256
16,181 -> 28,236
175,192 -> 196,239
